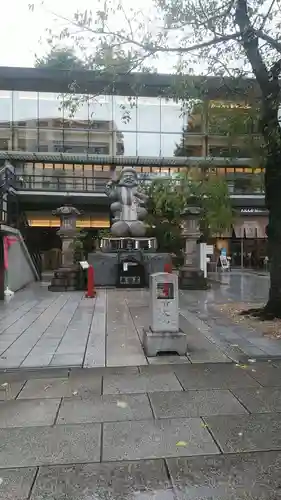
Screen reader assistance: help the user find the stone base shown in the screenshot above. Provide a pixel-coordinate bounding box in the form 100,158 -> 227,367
88,251 -> 172,287
48,266 -> 80,292
179,267 -> 208,290
142,328 -> 188,357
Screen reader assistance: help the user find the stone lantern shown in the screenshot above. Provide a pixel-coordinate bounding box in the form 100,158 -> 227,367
179,204 -> 207,290
48,203 -> 82,291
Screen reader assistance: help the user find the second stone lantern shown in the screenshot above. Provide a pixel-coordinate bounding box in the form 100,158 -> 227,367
48,203 -> 82,291
179,205 -> 208,290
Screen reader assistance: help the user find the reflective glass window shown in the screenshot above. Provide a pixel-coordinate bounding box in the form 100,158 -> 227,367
112,96 -> 137,156
13,92 -> 39,151
38,93 -> 63,153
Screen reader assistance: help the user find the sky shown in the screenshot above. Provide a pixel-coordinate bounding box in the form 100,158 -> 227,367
0,0 -> 172,70
0,0 -> 186,156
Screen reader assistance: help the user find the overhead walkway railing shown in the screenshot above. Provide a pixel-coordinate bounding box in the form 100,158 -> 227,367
17,175 -> 107,193
0,151 -> 258,167
15,172 -> 265,196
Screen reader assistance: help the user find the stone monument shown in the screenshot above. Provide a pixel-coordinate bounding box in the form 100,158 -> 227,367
88,167 -> 172,286
179,206 -> 207,289
48,203 -> 82,291
105,166 -> 149,237
143,272 -> 188,356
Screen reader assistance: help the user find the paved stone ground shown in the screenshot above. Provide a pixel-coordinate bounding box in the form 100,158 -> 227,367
0,283 -> 232,370
180,270 -> 281,361
0,362 -> 280,498
0,271 -> 280,369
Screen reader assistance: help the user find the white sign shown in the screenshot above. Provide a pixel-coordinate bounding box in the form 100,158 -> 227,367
220,255 -> 230,271
79,261 -> 89,270
150,272 -> 179,333
206,245 -> 214,255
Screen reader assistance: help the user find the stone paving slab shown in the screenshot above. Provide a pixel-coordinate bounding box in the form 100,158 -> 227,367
84,291 -> 106,368
232,387 -> 281,413
57,394 -> 153,424
149,389 -> 248,419
0,467 -> 37,500
0,368 -> 69,383
103,371 -> 183,394
106,291 -> 147,367
18,376 -> 102,399
175,363 -> 260,390
205,413 -> 281,454
147,355 -> 190,365
179,271 -> 281,360
246,362 -> 281,386
0,399 -> 61,428
0,423 -> 101,468
0,381 -> 26,400
30,460 -> 173,500
103,418 -> 220,461
167,451 -> 281,500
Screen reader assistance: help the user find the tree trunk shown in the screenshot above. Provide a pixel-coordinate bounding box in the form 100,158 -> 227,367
264,151 -> 281,317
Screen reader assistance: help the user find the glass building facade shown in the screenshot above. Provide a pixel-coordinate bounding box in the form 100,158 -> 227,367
0,91 -> 187,158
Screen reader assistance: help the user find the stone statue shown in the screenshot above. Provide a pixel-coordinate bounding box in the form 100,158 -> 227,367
105,167 -> 148,237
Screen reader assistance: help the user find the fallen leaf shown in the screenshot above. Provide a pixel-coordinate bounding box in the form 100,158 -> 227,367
252,369 -> 256,372
176,441 -> 188,447
116,401 -> 128,409
72,391 -> 78,396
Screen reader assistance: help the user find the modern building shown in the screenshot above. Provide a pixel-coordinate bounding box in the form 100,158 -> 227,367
177,99 -> 267,264
0,66 -> 267,269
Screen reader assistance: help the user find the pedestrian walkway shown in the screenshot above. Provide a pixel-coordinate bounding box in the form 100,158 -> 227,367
180,270 -> 281,359
0,283 -> 232,370
0,361 -> 280,499
0,271 -> 280,369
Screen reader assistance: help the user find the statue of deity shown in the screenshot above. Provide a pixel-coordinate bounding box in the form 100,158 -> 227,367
105,167 -> 148,237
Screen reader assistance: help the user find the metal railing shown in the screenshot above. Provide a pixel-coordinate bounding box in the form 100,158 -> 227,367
16,175 -> 108,193
15,172 -> 265,196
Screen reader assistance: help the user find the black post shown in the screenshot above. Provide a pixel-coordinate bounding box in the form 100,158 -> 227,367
0,233 -> 4,300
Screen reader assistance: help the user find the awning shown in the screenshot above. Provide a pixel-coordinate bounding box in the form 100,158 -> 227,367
233,221 -> 243,238
233,217 -> 268,239
214,229 -> 232,238
256,218 -> 267,238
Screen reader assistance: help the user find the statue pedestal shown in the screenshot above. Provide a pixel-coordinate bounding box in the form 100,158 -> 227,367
88,237 -> 171,287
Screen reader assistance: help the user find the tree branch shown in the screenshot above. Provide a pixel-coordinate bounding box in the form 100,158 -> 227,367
270,57 -> 281,78
235,0 -> 268,91
256,30 -> 281,54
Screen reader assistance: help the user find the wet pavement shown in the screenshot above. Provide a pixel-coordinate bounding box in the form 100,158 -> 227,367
0,270 -> 279,370
0,363 -> 280,498
0,271 -> 281,497
180,270 -> 281,360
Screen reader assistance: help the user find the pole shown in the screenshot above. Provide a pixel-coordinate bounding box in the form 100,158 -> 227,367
0,233 -> 4,300
85,265 -> 96,298
241,238 -> 244,269
164,263 -> 172,273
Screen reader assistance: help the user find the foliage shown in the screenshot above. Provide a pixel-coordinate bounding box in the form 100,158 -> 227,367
35,47 -> 86,70
144,170 -> 233,258
71,238 -> 84,264
174,100 -> 264,161
30,0 -> 281,315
